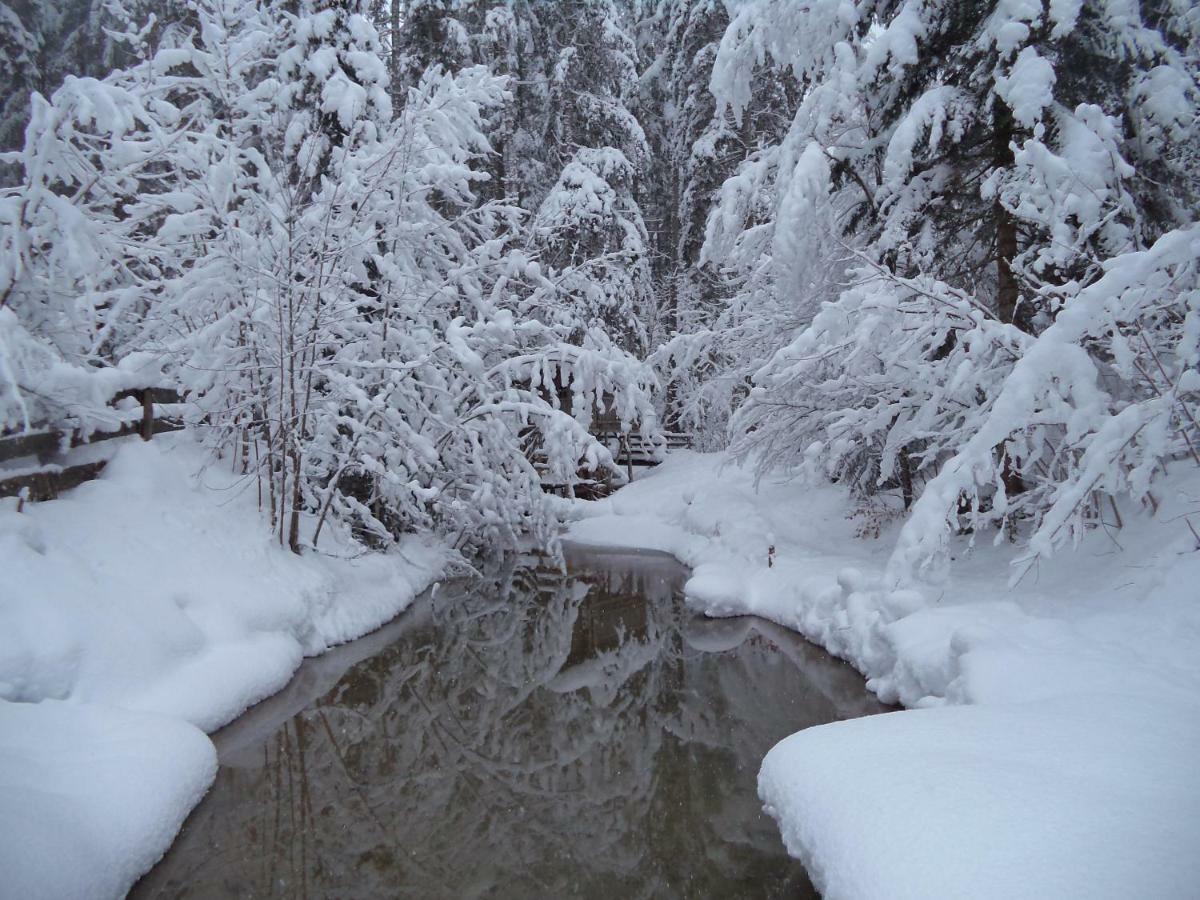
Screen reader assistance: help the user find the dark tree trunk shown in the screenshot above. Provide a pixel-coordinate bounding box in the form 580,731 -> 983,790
992,95 -> 1020,327
898,447 -> 915,511
992,96 -> 1027,497
288,446 -> 303,554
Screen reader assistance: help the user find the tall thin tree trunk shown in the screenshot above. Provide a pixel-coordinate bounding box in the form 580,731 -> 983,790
993,95 -> 1026,498
390,0 -> 402,97
993,95 -> 1019,327
288,445 -> 303,554
898,446 -> 915,511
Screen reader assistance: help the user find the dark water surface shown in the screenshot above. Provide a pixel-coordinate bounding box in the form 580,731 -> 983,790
132,544 -> 890,899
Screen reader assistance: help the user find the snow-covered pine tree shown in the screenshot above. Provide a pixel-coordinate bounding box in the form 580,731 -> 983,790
0,0 -> 193,159
526,146 -> 653,353
644,0 -> 802,444
389,0 -> 656,349
699,0 -> 1200,580
388,0 -> 536,203
542,0 -> 646,177
391,0 -> 650,205
390,0 -> 482,96
636,0 -> 733,343
0,2 -> 41,153
636,0 -> 739,438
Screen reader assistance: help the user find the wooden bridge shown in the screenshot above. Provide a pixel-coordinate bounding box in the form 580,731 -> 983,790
535,426 -> 693,498
525,383 -> 694,497
596,429 -> 692,473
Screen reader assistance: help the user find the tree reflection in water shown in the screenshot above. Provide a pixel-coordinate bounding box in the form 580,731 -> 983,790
133,545 -> 891,899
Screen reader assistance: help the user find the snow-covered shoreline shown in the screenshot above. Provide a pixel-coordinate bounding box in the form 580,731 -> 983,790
3,439 -> 1197,899
0,436 -> 446,898
567,451 -> 1200,899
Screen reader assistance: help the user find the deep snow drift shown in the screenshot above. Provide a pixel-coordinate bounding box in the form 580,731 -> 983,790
568,451 -> 1200,899
0,436 -> 444,898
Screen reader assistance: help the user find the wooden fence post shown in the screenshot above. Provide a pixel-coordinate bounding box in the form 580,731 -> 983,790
141,389 -> 154,441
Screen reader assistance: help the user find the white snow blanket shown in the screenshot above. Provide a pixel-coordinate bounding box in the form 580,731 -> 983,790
568,451 -> 1200,899
0,436 -> 445,898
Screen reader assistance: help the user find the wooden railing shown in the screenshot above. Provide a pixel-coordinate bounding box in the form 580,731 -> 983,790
598,430 -> 692,473
534,429 -> 693,499
0,387 -> 184,503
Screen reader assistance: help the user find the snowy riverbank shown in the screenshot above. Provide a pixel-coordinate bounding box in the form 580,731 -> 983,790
567,451 -> 1200,899
0,436 -> 445,898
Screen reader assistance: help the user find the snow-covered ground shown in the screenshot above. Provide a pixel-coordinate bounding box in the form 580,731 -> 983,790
568,451 -> 1200,899
0,435 -> 445,899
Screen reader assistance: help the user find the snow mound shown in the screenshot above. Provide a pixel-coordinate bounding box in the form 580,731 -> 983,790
760,698 -> 1200,900
567,450 -> 1200,899
0,700 -> 216,900
0,435 -> 445,895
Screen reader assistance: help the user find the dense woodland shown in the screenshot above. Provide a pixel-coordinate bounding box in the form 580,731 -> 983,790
2,0 -> 1198,583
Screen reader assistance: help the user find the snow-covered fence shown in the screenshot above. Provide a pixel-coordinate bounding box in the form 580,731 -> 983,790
536,430 -> 692,497
532,427 -> 691,497
597,430 -> 693,477
0,387 -> 183,502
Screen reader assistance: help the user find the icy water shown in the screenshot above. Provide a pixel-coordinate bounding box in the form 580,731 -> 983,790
132,544 -> 891,899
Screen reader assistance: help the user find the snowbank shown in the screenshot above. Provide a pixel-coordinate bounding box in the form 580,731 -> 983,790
0,700 -> 216,900
0,435 -> 445,897
567,451 -> 1200,899
760,697 -> 1200,900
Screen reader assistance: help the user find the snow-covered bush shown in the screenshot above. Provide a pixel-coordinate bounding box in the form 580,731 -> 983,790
892,225 -> 1200,582
1,0 -> 657,553
0,49 -> 185,434
732,268 -> 1027,507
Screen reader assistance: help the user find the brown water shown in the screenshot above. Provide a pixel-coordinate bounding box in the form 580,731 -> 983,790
132,544 -> 890,899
